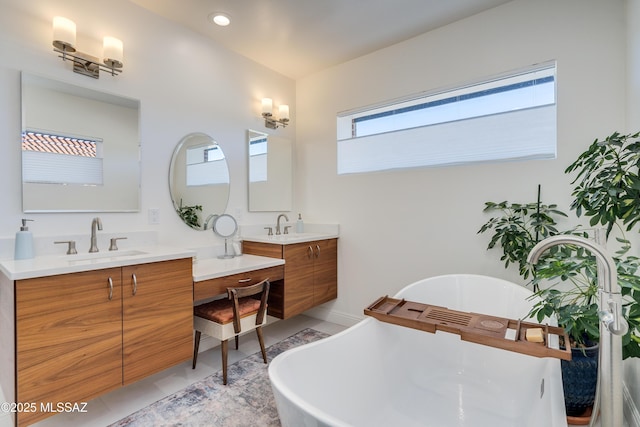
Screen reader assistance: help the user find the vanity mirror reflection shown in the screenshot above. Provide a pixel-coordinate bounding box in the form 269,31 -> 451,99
169,132 -> 230,230
21,72 -> 140,212
213,214 -> 238,259
248,129 -> 292,212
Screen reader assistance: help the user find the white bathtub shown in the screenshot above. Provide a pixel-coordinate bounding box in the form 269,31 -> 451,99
269,274 -> 567,427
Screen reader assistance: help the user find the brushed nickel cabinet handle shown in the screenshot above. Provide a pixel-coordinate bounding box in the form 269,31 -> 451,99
108,277 -> 113,301
132,273 -> 138,296
238,278 -> 252,283
316,245 -> 321,258
308,246 -> 314,258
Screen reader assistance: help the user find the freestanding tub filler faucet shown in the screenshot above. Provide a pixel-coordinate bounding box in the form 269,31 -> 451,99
527,233 -> 628,427
89,217 -> 103,253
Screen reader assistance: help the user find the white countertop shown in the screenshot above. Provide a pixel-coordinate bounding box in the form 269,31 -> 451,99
0,245 -> 195,280
242,231 -> 339,245
192,254 -> 285,282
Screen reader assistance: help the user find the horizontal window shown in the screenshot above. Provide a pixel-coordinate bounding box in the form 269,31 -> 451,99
186,144 -> 228,186
22,130 -> 103,185
337,62 -> 556,174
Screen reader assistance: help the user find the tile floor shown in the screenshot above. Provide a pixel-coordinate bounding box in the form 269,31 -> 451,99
0,315 -> 346,427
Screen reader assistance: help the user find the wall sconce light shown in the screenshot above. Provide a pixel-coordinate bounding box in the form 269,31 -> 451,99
52,16 -> 124,79
261,98 -> 290,129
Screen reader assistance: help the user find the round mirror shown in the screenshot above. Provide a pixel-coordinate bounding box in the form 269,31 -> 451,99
169,133 -> 230,230
213,214 -> 238,259
212,214 -> 237,238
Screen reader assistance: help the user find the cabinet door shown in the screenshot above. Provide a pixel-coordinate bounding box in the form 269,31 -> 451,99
313,238 -> 338,305
282,242 -> 316,318
122,258 -> 193,385
16,268 -> 123,427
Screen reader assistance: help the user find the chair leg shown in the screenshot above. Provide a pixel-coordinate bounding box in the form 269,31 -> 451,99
256,326 -> 267,364
192,330 -> 201,369
235,334 -> 239,350
221,339 -> 229,385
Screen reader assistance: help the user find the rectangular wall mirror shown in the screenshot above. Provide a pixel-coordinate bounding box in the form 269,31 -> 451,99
247,130 -> 292,212
21,72 -> 140,212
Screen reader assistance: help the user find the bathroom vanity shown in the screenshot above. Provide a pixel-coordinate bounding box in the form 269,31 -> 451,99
243,233 -> 338,319
0,248 -> 194,427
192,254 -> 285,303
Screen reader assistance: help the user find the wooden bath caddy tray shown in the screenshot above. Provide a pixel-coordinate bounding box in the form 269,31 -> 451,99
364,296 -> 571,361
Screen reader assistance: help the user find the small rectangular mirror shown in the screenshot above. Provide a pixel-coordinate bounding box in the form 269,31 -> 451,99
247,130 -> 292,212
21,72 -> 140,212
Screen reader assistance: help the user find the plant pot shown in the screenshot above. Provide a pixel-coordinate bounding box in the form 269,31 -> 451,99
561,343 -> 599,417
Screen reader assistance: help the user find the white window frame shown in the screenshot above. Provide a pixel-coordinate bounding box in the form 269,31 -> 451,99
337,62 -> 557,174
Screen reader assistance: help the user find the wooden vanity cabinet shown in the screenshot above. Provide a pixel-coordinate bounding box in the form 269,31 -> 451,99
243,238 -> 337,319
14,258 -> 193,426
122,259 -> 193,385
16,268 -> 124,427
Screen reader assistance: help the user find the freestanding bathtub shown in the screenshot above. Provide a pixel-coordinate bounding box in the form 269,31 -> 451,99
269,274 -> 567,427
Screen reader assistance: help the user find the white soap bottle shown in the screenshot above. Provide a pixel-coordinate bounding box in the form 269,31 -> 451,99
14,219 -> 34,260
232,234 -> 243,257
296,213 -> 304,233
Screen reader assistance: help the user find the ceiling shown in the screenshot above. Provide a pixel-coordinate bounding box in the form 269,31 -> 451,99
129,0 -> 513,79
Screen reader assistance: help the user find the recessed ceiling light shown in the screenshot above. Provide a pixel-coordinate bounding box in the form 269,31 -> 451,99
209,13 -> 230,27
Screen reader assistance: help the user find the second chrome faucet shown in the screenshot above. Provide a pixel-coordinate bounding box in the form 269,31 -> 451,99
89,217 -> 103,252
276,213 -> 289,235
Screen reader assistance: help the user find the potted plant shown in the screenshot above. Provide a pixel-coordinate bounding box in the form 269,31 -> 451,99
562,131 -> 640,360
477,186 -> 568,285
176,199 -> 203,229
479,131 -> 640,420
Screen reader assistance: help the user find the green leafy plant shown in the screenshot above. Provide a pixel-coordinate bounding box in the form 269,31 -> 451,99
566,131 -> 640,238
528,239 -> 640,356
563,131 -> 640,357
478,197 -> 568,282
479,131 -> 640,359
176,200 -> 202,229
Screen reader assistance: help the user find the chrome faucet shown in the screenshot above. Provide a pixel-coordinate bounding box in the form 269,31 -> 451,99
527,233 -> 628,427
89,217 -> 103,253
275,213 -> 289,235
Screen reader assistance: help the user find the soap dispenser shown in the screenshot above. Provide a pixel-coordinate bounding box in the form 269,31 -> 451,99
296,213 -> 304,233
14,219 -> 34,260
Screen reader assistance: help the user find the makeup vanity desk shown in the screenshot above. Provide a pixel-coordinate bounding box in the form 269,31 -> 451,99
192,254 -> 285,314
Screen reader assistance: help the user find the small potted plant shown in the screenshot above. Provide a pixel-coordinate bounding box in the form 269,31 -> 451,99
176,199 -> 203,229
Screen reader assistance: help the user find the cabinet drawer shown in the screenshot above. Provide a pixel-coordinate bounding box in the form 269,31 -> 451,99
193,265 -> 284,301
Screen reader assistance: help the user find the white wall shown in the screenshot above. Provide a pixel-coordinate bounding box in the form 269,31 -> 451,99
297,0 -> 639,416
297,0 -> 626,318
0,0 -> 295,250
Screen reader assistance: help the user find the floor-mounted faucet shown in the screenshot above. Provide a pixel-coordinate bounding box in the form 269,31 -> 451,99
89,217 -> 103,252
527,233 -> 628,427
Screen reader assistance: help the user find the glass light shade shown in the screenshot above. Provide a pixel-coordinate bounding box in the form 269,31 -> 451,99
279,104 -> 290,121
52,16 -> 76,51
262,98 -> 273,115
103,37 -> 124,68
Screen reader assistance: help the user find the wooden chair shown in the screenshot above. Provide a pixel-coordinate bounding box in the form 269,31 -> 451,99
192,279 -> 270,385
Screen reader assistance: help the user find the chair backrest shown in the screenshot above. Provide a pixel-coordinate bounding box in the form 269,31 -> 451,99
227,279 -> 270,334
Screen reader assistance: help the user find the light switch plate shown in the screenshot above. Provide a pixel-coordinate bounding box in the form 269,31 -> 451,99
148,208 -> 160,224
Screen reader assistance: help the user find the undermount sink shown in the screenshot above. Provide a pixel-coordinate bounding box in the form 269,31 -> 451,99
66,250 -> 148,263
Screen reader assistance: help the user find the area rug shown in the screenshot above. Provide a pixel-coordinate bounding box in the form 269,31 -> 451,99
109,328 -> 329,427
